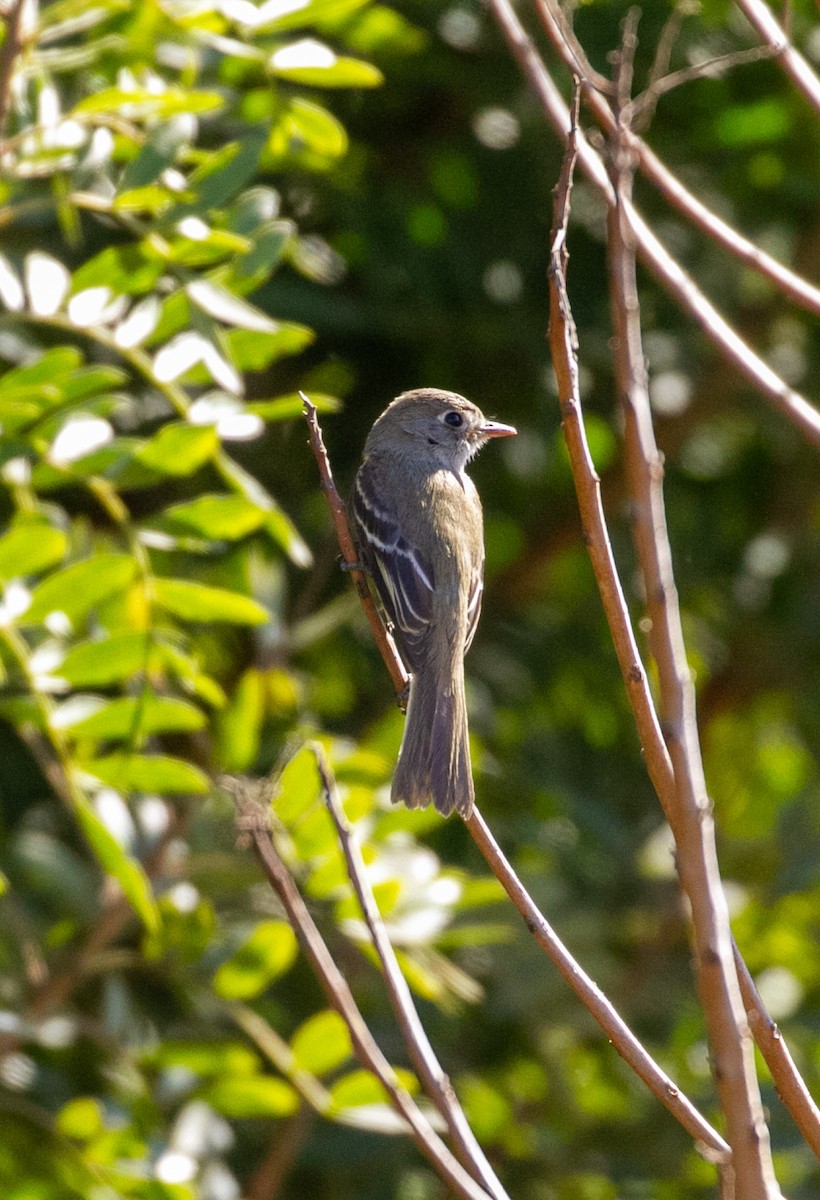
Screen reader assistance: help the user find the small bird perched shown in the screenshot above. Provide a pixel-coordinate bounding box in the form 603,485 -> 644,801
351,388 -> 516,818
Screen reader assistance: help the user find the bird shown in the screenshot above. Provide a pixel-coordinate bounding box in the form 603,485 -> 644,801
351,388 -> 516,818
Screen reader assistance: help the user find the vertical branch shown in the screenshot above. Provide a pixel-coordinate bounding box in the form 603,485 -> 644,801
605,32 -> 778,1196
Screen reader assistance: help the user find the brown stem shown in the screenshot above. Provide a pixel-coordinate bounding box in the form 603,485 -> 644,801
301,394 -> 408,705
606,84 -> 778,1193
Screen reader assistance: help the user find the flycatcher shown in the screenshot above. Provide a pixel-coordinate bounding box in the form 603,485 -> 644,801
351,388 -> 516,817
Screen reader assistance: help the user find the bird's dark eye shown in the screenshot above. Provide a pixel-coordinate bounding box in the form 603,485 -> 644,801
443,411 -> 463,428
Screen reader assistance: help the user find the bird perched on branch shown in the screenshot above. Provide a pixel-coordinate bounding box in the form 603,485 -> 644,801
351,388 -> 516,818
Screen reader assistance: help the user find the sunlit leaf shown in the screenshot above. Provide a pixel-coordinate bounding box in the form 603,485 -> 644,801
24,251 -> 70,316
23,554 -> 136,625
290,1010 -> 352,1075
136,423 -> 219,476
81,752 -> 210,794
159,494 -> 265,540
270,38 -> 383,87
0,521 -> 67,582
213,919 -> 298,999
74,87 -> 224,118
153,579 -> 268,625
58,695 -> 206,739
69,787 -> 160,933
186,279 -> 278,332
203,1076 -> 299,1118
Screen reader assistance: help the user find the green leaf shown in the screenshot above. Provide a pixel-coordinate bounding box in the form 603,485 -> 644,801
23,554 -> 136,625
329,1067 -> 418,1112
217,456 -> 312,567
58,695 -> 206,740
222,322 -> 315,371
187,132 -> 267,210
154,579 -> 268,625
270,39 -> 383,88
56,633 -> 154,687
186,280 -> 278,332
159,494 -> 266,541
253,0 -> 370,33
120,115 -> 196,190
203,1076 -> 299,1118
214,667 -> 265,772
71,243 -> 166,296
81,753 -> 210,794
213,919 -> 298,1000
148,1041 -> 260,1077
248,392 -> 340,422
0,520 -> 68,582
268,97 -> 348,166
136,424 -> 219,476
274,746 -> 322,823
74,87 -> 224,118
70,787 -> 160,933
291,1010 -> 352,1075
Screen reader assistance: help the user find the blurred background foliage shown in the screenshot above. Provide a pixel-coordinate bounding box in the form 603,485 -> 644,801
0,0 -> 819,1197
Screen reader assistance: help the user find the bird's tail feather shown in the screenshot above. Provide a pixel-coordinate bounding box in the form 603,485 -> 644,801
391,661 -> 474,818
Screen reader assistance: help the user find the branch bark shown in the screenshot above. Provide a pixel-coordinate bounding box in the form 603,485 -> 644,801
605,59 -> 778,1192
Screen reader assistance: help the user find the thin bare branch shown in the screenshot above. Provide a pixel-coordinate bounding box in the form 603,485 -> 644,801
535,0 -> 820,319
301,393 -> 409,705
464,807 -> 731,1163
606,92 -> 778,1195
733,946 -> 820,1162
733,0 -> 820,116
634,43 -> 779,130
489,0 -> 820,444
316,743 -> 510,1200
238,799 -> 496,1200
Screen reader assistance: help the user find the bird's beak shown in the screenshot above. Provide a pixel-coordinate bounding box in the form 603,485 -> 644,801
479,420 -> 517,439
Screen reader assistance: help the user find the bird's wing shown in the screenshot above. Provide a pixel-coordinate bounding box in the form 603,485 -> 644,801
352,466 -> 435,665
464,555 -> 484,654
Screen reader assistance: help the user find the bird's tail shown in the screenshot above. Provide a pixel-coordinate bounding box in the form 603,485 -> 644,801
391,659 -> 474,818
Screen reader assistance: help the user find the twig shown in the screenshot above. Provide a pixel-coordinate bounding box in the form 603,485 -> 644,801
245,1105 -> 316,1200
316,743 -> 510,1200
239,802 -> 496,1200
0,0 -> 25,147
733,946 -> 820,1161
304,400 -> 730,1163
489,0 -> 820,445
534,0 -> 820,320
301,393 -> 409,705
606,51 -> 778,1195
464,806 -> 730,1163
733,0 -> 820,117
